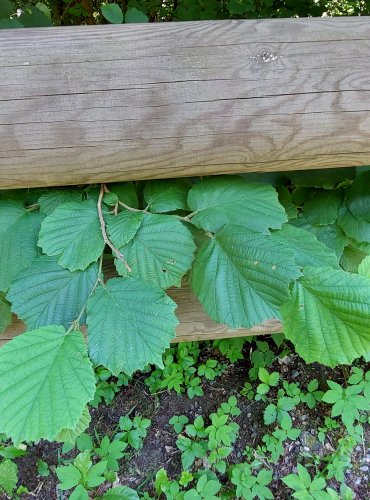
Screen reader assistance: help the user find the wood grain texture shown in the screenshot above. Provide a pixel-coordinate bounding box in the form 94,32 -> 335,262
1,284 -> 282,347
1,17 -> 370,189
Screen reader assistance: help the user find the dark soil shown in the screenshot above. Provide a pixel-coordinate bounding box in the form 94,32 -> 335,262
5,341 -> 370,500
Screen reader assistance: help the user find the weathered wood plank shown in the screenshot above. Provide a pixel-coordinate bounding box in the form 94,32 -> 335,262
1,17 -> 370,189
1,284 -> 282,347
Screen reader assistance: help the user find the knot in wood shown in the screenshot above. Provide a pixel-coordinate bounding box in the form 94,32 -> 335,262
250,51 -> 280,63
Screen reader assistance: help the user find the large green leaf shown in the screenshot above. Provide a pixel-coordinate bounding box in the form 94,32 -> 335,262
302,190 -> 342,226
55,407 -> 91,444
281,267 -> 370,367
87,277 -> 178,375
106,210 -> 144,248
144,179 -> 190,213
314,224 -> 347,258
38,189 -> 82,215
337,204 -> 370,244
0,201 -> 43,292
0,293 -> 11,334
38,199 -> 105,271
108,182 -> 138,208
345,171 -> 370,222
115,214 -> 196,289
340,245 -> 367,273
7,256 -> 98,330
270,224 -> 339,269
358,255 -> 370,278
191,225 -> 300,329
288,168 -> 355,189
0,326 -> 95,443
187,177 -> 287,233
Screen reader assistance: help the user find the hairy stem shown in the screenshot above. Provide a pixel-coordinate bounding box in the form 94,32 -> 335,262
98,184 -> 132,273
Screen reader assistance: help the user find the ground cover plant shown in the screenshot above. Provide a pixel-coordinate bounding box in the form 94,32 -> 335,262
0,336 -> 368,498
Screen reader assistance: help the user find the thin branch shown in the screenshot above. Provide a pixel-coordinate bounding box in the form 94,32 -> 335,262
98,184 -> 132,273
118,200 -> 148,213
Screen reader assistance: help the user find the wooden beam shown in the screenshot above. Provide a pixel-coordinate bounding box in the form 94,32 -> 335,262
1,17 -> 370,189
1,285 -> 282,347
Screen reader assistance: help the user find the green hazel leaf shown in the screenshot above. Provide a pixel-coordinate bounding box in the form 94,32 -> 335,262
281,266 -> 370,367
55,407 -> 91,444
0,292 -> 12,333
345,170 -> 370,222
86,277 -> 178,375
7,256 -> 98,330
0,201 -> 43,292
106,210 -> 144,248
340,245 -> 367,273
102,486 -> 140,500
38,199 -> 105,271
314,224 -> 347,258
358,255 -> 370,278
125,7 -> 149,23
38,189 -> 82,215
288,168 -> 356,189
291,217 -> 346,258
271,224 -> 339,269
302,189 -> 342,226
0,459 -> 18,496
101,3 -> 123,23
18,5 -> 52,27
190,225 -> 300,329
277,186 -> 298,220
337,203 -> 370,243
0,326 -> 95,443
115,214 -> 196,289
108,182 -> 138,208
187,176 -> 287,233
144,179 -> 191,213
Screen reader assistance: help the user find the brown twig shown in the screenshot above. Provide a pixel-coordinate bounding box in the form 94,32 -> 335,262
98,184 -> 132,273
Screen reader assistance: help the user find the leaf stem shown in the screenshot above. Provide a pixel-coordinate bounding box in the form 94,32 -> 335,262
67,255 -> 104,334
98,184 -> 132,273
118,200 -> 149,214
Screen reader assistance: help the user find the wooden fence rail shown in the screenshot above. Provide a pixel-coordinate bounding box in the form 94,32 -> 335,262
1,17 -> 370,189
